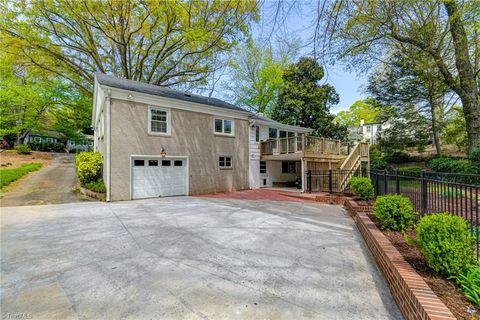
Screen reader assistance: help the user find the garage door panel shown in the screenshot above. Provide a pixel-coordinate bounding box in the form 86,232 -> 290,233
132,157 -> 187,199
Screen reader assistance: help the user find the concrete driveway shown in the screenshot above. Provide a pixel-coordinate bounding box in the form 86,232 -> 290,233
1,197 -> 402,319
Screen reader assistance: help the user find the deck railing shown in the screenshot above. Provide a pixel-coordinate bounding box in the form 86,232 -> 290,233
260,134 -> 343,157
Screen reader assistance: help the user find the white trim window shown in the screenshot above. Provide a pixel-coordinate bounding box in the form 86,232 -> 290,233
219,156 -> 232,169
214,118 -> 234,136
148,106 -> 171,135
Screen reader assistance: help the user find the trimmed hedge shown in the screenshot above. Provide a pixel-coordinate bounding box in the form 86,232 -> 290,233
349,177 -> 374,200
398,166 -> 422,174
427,157 -> 478,174
14,144 -> 31,154
28,141 -> 65,152
416,213 -> 473,276
373,194 -> 415,231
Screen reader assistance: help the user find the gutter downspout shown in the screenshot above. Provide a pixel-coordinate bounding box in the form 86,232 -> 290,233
105,89 -> 112,202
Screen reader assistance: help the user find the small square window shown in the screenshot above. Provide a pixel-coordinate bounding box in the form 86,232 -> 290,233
174,160 -> 183,166
214,118 -> 234,135
148,160 -> 158,166
281,161 -> 296,174
219,156 -> 232,168
134,160 -> 145,166
162,160 -> 171,166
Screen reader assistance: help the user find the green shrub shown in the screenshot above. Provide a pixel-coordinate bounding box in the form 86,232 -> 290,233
14,144 -> 31,154
369,145 -> 387,170
373,194 -> 415,231
450,266 -> 480,307
27,141 -> 65,152
469,146 -> 480,164
0,163 -> 42,188
416,213 -> 473,276
75,151 -> 103,185
384,151 -> 411,164
349,177 -> 374,200
427,157 -> 475,174
83,179 -> 106,193
398,166 -> 422,174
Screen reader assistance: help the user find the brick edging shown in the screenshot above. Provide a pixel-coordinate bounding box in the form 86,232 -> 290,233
345,199 -> 456,320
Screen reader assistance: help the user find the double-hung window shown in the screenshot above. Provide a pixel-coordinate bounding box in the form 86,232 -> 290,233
219,156 -> 232,169
214,118 -> 234,136
148,106 -> 170,135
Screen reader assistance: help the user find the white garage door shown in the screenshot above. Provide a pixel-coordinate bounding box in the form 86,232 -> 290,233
132,157 -> 187,199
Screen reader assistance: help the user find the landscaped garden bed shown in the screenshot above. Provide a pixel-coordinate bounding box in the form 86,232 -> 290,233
74,151 -> 105,200
368,213 -> 479,320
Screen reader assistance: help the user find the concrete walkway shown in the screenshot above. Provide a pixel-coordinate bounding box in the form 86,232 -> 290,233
1,197 -> 402,319
1,153 -> 86,207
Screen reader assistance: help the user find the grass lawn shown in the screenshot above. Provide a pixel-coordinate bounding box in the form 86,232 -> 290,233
0,163 -> 43,189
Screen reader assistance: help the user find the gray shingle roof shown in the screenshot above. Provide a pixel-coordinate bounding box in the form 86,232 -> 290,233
95,73 -> 249,113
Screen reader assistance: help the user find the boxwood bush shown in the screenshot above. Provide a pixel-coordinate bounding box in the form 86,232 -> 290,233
416,213 -> 473,276
373,194 -> 415,231
349,177 -> 374,200
75,151 -> 103,185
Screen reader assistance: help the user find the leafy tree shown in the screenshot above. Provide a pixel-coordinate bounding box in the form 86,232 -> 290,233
367,51 -> 452,155
377,105 -> 431,153
316,0 -> 480,154
1,0 -> 258,91
269,57 -> 346,139
444,106 -> 468,151
223,38 -> 293,113
335,98 -> 380,126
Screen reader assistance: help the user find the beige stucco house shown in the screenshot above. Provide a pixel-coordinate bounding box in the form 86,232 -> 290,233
93,73 -> 369,201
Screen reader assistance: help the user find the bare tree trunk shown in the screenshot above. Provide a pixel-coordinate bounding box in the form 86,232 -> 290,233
430,102 -> 442,156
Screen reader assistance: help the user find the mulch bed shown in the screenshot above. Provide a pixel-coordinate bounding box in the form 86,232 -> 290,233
367,213 -> 479,320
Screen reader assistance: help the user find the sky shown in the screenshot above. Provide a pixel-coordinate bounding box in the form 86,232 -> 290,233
250,1 -> 368,114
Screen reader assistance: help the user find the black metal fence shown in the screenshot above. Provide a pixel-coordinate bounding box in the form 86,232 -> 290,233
306,169 -> 480,260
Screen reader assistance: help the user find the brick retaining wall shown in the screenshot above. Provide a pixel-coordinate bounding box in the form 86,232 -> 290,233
345,199 -> 456,320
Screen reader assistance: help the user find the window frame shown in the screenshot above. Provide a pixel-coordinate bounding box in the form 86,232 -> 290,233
281,161 -> 296,174
255,126 -> 260,142
213,117 -> 235,136
148,106 -> 171,136
260,161 -> 267,174
219,156 -> 233,169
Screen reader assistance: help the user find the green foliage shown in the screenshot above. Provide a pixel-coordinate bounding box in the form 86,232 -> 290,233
427,157 -> 477,174
469,146 -> 480,163
444,106 -> 468,152
28,142 -> 65,152
349,177 -> 374,200
398,166 -> 422,174
14,144 -> 31,154
269,57 -> 347,140
335,98 -> 380,126
82,179 -> 106,193
225,38 -> 295,113
450,266 -> 480,307
0,163 -> 42,188
373,194 -> 415,231
369,145 -> 387,170
383,151 -> 412,164
416,213 -> 473,276
75,152 -> 103,185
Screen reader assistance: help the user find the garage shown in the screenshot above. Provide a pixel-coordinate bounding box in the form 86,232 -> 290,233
131,157 -> 188,199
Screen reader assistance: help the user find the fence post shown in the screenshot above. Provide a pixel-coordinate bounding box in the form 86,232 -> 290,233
374,171 -> 379,195
421,170 -> 428,214
307,170 -> 312,193
383,169 -> 388,195
328,169 -> 333,193
396,169 -> 400,194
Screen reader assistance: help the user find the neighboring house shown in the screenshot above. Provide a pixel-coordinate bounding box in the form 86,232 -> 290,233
24,130 -> 93,151
66,135 -> 94,152
348,119 -> 389,145
92,73 -> 369,202
24,130 -> 62,144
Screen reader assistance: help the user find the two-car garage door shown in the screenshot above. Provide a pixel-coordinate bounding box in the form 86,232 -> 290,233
132,157 -> 187,199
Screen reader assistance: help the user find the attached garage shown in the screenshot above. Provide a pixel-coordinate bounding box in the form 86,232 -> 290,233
131,156 -> 188,199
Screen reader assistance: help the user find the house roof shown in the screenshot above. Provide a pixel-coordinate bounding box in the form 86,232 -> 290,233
95,73 -> 248,114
